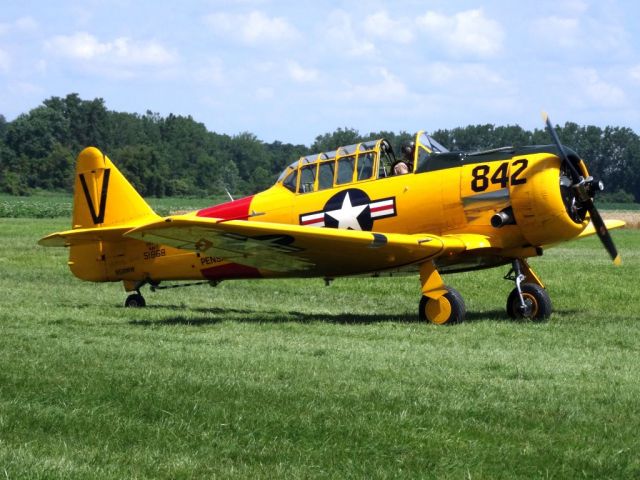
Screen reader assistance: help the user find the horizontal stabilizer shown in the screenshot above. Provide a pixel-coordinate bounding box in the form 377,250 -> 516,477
38,224 -> 139,247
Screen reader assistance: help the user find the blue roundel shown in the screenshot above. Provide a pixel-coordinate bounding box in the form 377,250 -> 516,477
323,189 -> 374,231
298,189 -> 397,231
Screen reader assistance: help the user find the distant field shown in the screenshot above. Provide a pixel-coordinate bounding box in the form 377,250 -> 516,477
599,201 -> 640,211
602,210 -> 640,228
0,218 -> 638,478
1,192 -> 639,219
0,193 -> 226,218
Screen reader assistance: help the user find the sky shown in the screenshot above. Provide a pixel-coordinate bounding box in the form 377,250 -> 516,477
1,0 -> 640,145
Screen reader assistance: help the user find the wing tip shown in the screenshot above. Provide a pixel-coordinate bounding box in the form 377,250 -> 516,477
38,234 -> 66,247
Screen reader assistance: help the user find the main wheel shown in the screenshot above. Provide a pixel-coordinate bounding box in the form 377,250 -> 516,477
124,293 -> 146,308
419,287 -> 466,325
506,283 -> 552,321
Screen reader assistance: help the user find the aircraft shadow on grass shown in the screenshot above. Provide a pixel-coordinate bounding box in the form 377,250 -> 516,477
125,306 -> 577,327
128,306 -> 413,327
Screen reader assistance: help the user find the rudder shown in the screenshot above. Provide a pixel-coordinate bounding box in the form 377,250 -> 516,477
72,147 -> 157,228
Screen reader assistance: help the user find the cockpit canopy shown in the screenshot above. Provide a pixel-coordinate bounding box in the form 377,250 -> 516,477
276,131 -> 448,193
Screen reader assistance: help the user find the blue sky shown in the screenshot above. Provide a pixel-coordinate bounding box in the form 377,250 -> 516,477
1,0 -> 640,145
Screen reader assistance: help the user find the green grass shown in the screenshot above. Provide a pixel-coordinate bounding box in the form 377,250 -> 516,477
1,218 -> 639,478
597,201 -> 640,211
1,193 -> 638,218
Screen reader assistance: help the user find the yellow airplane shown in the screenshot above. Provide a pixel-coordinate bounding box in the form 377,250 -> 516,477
40,115 -> 625,324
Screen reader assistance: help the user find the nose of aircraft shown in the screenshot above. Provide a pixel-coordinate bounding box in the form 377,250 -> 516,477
543,112 -> 621,265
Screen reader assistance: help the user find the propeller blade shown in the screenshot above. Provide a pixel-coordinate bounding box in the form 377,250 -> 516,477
541,111 -> 583,183
585,199 -> 622,265
542,111 -> 621,265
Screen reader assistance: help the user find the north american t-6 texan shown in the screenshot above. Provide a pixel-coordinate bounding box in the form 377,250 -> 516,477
40,115 -> 625,324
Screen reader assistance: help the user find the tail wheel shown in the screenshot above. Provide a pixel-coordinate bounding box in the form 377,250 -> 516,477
506,283 -> 552,321
419,287 -> 466,325
124,293 -> 146,308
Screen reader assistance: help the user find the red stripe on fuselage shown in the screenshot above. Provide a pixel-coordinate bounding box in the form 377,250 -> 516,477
197,195 -> 254,219
196,196 -> 260,280
369,205 -> 389,214
201,263 -> 262,280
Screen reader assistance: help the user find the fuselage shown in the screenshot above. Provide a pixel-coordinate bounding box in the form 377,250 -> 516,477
90,142 -> 589,289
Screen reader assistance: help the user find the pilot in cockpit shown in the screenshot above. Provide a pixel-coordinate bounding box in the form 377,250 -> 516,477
393,141 -> 415,175
392,161 -> 409,175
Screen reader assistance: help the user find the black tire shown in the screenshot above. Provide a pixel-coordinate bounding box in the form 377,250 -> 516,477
419,287 -> 466,325
124,293 -> 146,308
506,283 -> 552,321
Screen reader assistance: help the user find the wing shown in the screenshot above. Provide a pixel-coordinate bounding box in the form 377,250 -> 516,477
124,214 -> 472,276
539,218 -> 626,250
576,219 -> 626,239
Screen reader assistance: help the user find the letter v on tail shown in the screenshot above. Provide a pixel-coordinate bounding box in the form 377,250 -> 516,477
79,169 -> 111,224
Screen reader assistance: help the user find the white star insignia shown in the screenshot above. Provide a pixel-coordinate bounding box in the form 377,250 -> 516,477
325,192 -> 367,230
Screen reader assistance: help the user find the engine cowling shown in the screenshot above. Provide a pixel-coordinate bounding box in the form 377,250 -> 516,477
510,149 -> 589,247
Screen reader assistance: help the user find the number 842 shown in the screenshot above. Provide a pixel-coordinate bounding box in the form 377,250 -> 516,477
470,159 -> 528,193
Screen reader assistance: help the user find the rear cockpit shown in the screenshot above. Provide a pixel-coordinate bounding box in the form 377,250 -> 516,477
276,131 -> 448,194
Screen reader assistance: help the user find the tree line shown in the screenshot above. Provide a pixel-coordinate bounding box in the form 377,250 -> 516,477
0,93 -> 638,202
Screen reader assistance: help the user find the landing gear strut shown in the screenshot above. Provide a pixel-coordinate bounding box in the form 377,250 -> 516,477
505,259 -> 552,320
418,261 -> 466,324
122,279 -> 220,307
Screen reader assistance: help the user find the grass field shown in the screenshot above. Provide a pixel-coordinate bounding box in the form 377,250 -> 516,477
1,217 -> 639,478
1,192 -> 638,219
0,193 -> 225,218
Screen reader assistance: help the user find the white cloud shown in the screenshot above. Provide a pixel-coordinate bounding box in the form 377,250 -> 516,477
326,10 -> 375,57
416,9 -> 504,58
630,65 -> 640,83
15,16 -> 38,32
363,11 -> 414,44
204,10 -> 298,46
560,0 -> 589,15
343,68 -> 407,102
287,61 -> 318,83
45,32 -> 177,66
46,32 -> 109,60
426,63 -> 507,89
0,16 -> 38,35
530,4 -> 629,60
532,16 -> 580,48
572,68 -> 626,107
403,61 -> 518,123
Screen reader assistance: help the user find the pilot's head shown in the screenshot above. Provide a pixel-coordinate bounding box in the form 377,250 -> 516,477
401,142 -> 415,160
393,161 -> 409,175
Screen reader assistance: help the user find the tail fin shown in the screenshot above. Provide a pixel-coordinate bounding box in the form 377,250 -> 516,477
40,147 -> 160,283
73,147 -> 157,228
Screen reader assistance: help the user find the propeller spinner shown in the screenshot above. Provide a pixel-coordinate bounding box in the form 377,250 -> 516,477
542,112 -> 621,265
